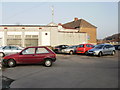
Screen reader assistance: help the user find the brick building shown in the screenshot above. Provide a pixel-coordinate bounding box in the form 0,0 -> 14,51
62,18 -> 97,44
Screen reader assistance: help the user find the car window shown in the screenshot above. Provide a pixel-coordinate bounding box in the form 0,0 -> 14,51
11,46 -> 18,50
36,48 -> 49,54
95,45 -> 104,49
65,45 -> 69,48
22,48 -> 35,54
3,46 -> 11,50
78,45 -> 84,47
86,45 -> 91,47
104,45 -> 111,49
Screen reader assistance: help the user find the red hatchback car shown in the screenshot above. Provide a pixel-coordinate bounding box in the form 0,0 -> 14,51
76,44 -> 94,54
2,46 -> 56,67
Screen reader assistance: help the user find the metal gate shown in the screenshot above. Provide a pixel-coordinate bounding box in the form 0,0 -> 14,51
7,35 -> 22,46
25,35 -> 38,47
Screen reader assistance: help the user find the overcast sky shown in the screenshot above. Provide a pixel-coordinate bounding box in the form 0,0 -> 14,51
0,0 -> 119,39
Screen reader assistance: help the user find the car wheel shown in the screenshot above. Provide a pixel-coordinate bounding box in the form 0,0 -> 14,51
44,59 -> 52,67
7,59 -> 16,67
0,52 -> 5,57
111,51 -> 115,55
69,51 -> 73,55
85,51 -> 88,55
98,52 -> 102,57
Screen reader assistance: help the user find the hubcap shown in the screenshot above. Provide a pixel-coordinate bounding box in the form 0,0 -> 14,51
9,61 -> 14,66
0,53 -> 3,57
112,51 -> 115,55
45,61 -> 51,66
70,51 -> 73,55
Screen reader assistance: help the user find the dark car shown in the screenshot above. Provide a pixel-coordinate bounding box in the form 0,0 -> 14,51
53,45 -> 69,53
2,46 -> 56,67
114,45 -> 120,50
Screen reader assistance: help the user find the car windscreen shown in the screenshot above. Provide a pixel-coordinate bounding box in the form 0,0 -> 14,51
95,45 -> 104,49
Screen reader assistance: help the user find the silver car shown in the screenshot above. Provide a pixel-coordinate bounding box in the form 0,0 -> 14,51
61,45 -> 79,55
87,44 -> 116,57
0,46 -> 24,57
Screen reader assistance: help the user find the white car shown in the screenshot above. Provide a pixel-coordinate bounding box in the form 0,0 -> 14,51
61,45 -> 79,55
0,46 -> 24,57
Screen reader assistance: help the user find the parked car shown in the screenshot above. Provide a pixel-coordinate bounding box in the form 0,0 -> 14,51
0,46 -> 24,57
61,45 -> 79,55
114,45 -> 120,50
76,44 -> 94,54
87,44 -> 116,57
2,46 -> 56,67
53,45 -> 69,53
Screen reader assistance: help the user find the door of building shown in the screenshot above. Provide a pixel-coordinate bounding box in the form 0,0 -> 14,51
41,32 -> 50,46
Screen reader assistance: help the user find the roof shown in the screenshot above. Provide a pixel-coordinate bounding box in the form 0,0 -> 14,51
47,22 -> 58,26
62,19 -> 97,29
0,25 -> 58,27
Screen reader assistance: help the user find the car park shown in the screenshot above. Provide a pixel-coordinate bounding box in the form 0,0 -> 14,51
0,46 -> 24,57
2,46 -> 56,67
76,44 -> 94,54
87,44 -> 116,57
53,45 -> 69,53
61,45 -> 79,55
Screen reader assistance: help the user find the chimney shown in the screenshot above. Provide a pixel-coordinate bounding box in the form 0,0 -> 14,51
58,23 -> 62,26
74,17 -> 78,21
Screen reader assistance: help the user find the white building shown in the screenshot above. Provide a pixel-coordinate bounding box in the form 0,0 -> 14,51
0,23 -> 88,47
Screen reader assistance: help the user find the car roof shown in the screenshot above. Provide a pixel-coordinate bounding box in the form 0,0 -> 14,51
79,44 -> 93,45
25,46 -> 47,48
98,44 -> 113,46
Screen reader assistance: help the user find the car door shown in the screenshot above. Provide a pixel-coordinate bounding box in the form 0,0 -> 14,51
2,46 -> 12,55
10,46 -> 21,54
34,47 -> 50,63
18,47 -> 37,64
103,45 -> 111,55
76,44 -> 84,53
85,44 -> 93,52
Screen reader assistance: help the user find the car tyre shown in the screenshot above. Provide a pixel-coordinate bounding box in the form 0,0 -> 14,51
7,59 -> 16,67
44,59 -> 52,67
69,51 -> 73,55
0,52 -> 5,57
85,51 -> 88,55
98,52 -> 102,57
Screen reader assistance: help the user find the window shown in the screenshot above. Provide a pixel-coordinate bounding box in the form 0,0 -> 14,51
86,45 -> 91,47
36,48 -> 49,54
105,45 -> 113,49
79,45 -> 84,47
22,48 -> 35,54
11,46 -> 18,50
3,46 -> 11,50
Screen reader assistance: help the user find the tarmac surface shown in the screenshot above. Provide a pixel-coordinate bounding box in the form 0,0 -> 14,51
1,51 -> 119,88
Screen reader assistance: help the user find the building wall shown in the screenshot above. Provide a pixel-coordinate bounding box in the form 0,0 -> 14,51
0,26 -> 88,47
0,31 -> 4,46
57,32 -> 87,45
79,27 -> 96,44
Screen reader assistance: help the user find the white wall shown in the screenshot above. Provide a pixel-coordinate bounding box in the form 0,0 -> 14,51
0,32 -> 4,46
57,32 -> 87,45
